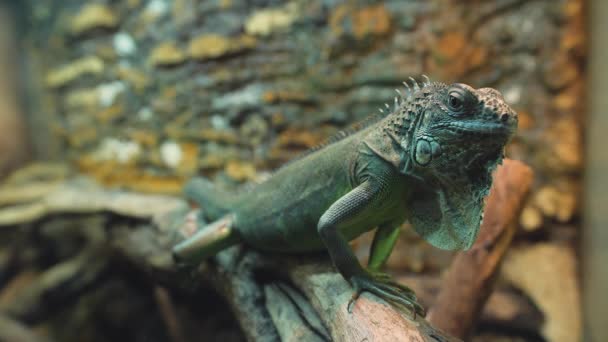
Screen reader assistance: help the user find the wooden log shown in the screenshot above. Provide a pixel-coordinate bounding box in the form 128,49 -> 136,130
288,262 -> 457,342
0,159 -> 532,341
2,249 -> 108,323
112,219 -> 459,341
0,314 -> 50,342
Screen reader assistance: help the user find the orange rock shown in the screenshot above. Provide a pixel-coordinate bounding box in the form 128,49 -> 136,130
262,90 -> 310,104
542,117 -> 583,171
116,67 -> 149,93
553,79 -> 583,112
149,42 -> 186,67
329,4 -> 351,38
554,92 -> 577,112
429,30 -> 486,79
436,31 -> 467,61
534,185 -> 578,222
468,46 -> 488,70
516,110 -> 535,131
330,4 -> 391,40
198,129 -> 239,144
95,103 -> 124,124
127,130 -> 158,147
502,244 -> 581,342
225,160 -> 257,182
262,91 -> 278,103
177,142 -> 199,175
563,0 -> 582,18
535,186 -> 560,218
275,128 -> 325,148
543,56 -> 579,91
352,5 -> 392,39
561,27 -> 585,54
77,156 -> 184,194
129,174 -> 184,194
520,205 -> 544,231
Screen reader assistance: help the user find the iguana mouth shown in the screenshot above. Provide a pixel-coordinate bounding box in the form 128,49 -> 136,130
439,122 -> 512,136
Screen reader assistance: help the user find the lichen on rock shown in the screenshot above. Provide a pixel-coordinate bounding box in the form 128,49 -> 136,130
70,4 -> 119,35
149,42 -> 186,67
45,56 -> 104,88
244,3 -> 298,37
188,34 -> 256,61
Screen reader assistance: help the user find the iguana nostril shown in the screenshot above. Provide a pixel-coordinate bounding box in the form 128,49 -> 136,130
500,113 -> 509,122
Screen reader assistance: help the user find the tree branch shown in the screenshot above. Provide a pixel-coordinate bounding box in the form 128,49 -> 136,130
0,159 -> 532,341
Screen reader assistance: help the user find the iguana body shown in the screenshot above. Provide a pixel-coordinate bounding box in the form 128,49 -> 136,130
173,79 -> 517,315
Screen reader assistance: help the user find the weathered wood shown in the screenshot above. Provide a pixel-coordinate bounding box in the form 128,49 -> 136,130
288,263 -> 457,342
265,283 -> 330,342
0,314 -> 50,342
0,177 -> 182,226
203,248 -> 283,342
154,286 -> 187,342
1,249 -> 108,323
0,159 -> 532,341
427,159 -> 534,339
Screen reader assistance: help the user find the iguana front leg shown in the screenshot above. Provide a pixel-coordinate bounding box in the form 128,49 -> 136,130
317,180 -> 424,317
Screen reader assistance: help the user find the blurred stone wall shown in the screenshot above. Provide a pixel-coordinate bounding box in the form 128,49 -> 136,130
23,0 -> 586,241
24,1 -> 584,239
19,1 -> 586,340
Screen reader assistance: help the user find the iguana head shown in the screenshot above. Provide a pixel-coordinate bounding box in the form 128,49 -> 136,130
404,82 -> 517,174
389,79 -> 517,251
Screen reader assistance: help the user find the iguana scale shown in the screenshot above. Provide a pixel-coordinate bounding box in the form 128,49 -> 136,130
173,78 -> 518,316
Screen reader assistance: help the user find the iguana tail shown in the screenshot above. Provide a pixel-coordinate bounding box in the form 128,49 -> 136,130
184,177 -> 234,221
173,214 -> 241,264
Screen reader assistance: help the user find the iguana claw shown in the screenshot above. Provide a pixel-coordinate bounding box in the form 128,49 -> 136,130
347,270 -> 426,319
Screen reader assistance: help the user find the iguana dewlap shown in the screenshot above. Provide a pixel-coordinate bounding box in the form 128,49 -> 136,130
173,78 -> 517,316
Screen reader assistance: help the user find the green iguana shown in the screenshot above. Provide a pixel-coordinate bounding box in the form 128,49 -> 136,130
173,77 -> 517,316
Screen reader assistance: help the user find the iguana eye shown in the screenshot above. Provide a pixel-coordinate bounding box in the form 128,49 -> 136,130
448,91 -> 464,111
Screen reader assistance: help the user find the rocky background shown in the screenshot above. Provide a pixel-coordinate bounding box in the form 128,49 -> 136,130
0,0 -> 586,341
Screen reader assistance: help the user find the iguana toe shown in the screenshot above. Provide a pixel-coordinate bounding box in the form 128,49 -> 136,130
347,272 -> 426,319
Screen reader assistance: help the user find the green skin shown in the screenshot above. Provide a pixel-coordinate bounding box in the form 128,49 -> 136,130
173,80 -> 518,316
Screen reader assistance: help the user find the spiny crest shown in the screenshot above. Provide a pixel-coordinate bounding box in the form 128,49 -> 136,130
272,76 -> 434,176
240,111 -> 385,190
380,75 -> 434,149
378,75 -> 432,115
245,76 -> 436,188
